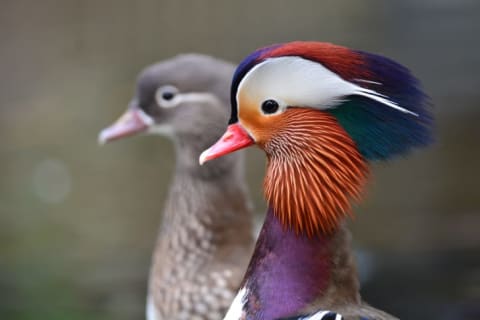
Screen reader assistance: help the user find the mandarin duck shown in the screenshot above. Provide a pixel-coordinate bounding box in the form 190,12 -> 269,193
200,42 -> 433,320
99,54 -> 255,320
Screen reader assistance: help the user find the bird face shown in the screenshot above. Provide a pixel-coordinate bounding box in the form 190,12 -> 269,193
99,54 -> 233,144
200,55 -> 370,235
201,41 -> 433,163
227,56 -> 360,146
200,55 -> 364,162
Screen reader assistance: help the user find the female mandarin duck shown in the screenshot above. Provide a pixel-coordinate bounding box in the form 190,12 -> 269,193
99,54 -> 255,320
200,42 -> 433,320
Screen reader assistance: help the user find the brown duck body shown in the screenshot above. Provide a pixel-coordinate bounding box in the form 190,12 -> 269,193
99,54 -> 255,320
148,140 -> 254,320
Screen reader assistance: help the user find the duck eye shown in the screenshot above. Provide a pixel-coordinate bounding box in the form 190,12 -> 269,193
155,85 -> 179,108
162,91 -> 175,101
261,99 -> 279,114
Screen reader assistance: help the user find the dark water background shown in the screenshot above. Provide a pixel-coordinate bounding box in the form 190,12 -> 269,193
1,1 -> 479,319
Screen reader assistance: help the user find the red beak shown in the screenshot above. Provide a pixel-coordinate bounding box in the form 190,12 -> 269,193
98,107 -> 154,144
199,123 -> 254,165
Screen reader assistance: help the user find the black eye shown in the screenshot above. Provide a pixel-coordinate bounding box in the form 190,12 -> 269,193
162,91 -> 175,101
261,99 -> 279,114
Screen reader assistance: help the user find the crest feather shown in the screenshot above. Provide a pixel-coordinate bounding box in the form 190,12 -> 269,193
231,41 -> 433,159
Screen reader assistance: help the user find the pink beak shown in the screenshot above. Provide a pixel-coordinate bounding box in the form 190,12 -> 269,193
98,107 -> 154,144
199,123 -> 254,165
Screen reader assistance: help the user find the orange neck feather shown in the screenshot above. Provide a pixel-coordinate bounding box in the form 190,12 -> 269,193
262,108 -> 369,237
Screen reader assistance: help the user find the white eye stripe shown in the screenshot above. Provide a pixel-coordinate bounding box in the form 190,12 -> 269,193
237,56 -> 359,110
155,87 -> 221,109
174,92 -> 222,105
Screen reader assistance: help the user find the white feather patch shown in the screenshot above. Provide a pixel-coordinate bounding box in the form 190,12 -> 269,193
307,310 -> 343,320
237,56 -> 417,116
223,287 -> 247,320
146,294 -> 159,320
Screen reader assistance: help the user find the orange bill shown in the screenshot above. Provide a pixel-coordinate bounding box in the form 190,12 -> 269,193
199,123 -> 254,165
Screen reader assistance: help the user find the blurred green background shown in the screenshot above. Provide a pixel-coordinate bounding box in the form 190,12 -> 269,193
1,1 -> 479,319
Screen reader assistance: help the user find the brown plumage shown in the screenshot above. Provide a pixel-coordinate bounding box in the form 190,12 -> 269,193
99,54 -> 255,320
148,153 -> 253,319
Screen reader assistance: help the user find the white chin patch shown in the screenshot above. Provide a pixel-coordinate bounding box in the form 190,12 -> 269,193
148,123 -> 175,138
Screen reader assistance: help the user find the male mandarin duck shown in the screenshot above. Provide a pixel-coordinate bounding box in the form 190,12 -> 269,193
200,42 -> 433,320
98,54 -> 255,320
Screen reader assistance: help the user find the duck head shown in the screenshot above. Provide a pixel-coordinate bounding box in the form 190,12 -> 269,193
200,41 -> 433,236
99,54 -> 234,148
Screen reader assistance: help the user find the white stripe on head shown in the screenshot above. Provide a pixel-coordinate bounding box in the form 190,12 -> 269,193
157,90 -> 221,110
236,56 -> 417,116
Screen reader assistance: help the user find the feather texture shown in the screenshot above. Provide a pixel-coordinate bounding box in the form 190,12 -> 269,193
262,108 -> 368,235
216,42 -> 430,319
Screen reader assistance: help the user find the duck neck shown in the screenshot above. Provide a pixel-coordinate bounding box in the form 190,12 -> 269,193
158,140 -> 252,256
241,207 -> 360,320
174,133 -> 239,180
148,142 -> 253,318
